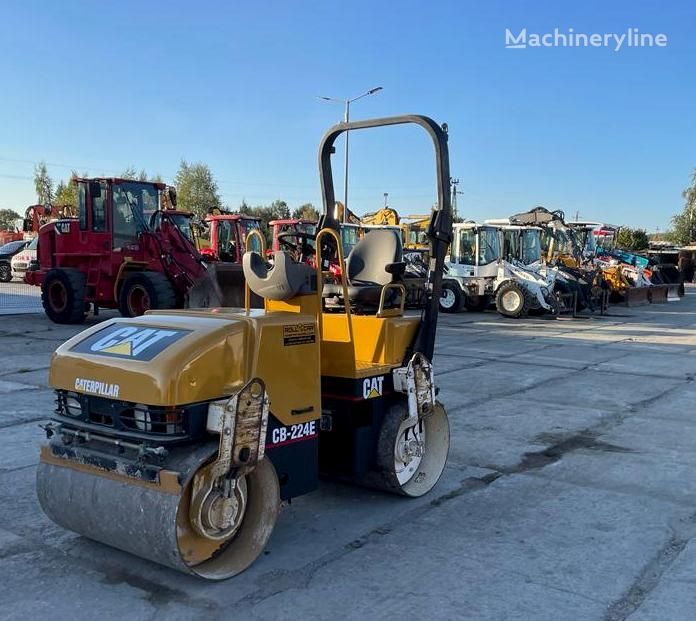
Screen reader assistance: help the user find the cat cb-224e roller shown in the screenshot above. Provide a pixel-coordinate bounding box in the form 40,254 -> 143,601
36,115 -> 453,580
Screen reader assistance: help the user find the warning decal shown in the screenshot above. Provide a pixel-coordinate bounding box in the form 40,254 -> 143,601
283,323 -> 316,346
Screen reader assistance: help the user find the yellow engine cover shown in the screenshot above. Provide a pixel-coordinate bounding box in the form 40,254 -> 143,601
49,309 -> 320,426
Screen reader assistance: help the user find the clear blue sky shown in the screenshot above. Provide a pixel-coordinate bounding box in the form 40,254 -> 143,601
0,0 -> 694,231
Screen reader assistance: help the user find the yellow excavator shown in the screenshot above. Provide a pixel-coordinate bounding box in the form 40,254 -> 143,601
36,114 -> 453,580
402,214 -> 431,251
361,206 -> 400,226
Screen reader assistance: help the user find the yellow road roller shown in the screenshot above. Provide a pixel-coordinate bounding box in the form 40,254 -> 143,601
36,115 -> 453,580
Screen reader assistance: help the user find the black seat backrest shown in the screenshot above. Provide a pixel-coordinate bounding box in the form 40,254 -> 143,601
347,230 -> 402,286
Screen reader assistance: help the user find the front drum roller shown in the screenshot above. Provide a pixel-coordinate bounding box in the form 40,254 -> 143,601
36,448 -> 280,580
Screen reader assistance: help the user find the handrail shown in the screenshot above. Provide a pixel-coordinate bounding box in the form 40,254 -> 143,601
315,114 -> 452,362
314,227 -> 353,342
244,229 -> 267,314
376,283 -> 406,318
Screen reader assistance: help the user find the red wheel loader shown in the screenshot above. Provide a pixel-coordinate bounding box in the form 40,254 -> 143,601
25,178 -> 250,322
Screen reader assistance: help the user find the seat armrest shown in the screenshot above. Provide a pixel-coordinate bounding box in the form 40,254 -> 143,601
385,262 -> 407,277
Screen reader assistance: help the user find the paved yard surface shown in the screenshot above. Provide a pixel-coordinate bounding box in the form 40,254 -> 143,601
1,289 -> 696,620
0,281 -> 42,315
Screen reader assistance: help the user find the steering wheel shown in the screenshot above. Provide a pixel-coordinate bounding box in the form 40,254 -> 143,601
277,232 -> 316,261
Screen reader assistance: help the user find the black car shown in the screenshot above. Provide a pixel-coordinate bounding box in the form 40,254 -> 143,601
0,240 -> 29,282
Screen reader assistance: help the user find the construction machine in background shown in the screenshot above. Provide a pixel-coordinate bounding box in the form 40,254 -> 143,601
24,204 -> 76,235
25,178 -> 238,322
0,204 -> 75,245
268,218 -> 317,264
334,200 -> 362,225
441,221 -> 558,317
199,210 -> 262,263
360,206 -> 400,227
401,214 -> 431,252
187,211 -> 265,309
506,208 -> 606,314
36,113 -> 453,580
594,241 -> 683,303
0,226 -> 24,246
511,207 -> 682,308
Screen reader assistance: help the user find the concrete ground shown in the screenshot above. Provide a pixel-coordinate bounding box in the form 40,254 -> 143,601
1,289 -> 696,620
0,281 -> 42,315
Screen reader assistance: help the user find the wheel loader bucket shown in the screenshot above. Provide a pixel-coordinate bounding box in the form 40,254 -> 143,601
187,263 -> 263,309
648,285 -> 668,304
667,283 -> 682,302
623,286 -> 651,307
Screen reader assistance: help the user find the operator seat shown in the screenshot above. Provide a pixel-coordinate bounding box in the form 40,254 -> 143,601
243,250 -> 316,300
324,229 -> 405,310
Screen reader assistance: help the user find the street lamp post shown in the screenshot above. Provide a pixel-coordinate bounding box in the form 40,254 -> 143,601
318,86 -> 383,222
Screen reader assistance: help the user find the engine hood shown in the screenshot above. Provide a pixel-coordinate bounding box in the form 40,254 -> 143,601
50,312 -> 250,406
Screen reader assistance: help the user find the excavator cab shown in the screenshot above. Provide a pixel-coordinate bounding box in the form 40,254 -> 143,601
37,114 -> 453,580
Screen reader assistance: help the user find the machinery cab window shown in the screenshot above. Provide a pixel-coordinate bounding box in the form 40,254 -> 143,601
78,183 -> 88,230
170,213 -> 195,244
477,227 -> 500,265
215,220 -> 238,262
520,229 -> 541,264
583,230 -> 597,255
151,211 -> 196,246
503,229 -> 520,262
112,182 -> 156,248
89,181 -> 108,232
238,219 -> 262,253
454,228 -> 476,265
596,231 -> 615,251
340,224 -> 360,255
554,230 -> 575,255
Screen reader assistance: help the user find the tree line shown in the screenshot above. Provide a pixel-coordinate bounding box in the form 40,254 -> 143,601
667,169 -> 696,245
0,160 -> 320,243
7,159 -> 696,251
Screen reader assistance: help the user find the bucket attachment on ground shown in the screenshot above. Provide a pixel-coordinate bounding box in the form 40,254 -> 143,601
619,286 -> 651,307
666,283 -> 682,302
649,285 -> 668,304
187,263 -> 263,309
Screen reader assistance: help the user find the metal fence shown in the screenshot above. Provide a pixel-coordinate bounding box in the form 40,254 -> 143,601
0,281 -> 43,315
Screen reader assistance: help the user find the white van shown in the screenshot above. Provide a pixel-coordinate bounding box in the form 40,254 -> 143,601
11,236 -> 38,281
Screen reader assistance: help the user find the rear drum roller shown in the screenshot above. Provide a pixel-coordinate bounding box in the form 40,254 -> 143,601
36,452 -> 280,580
373,399 -> 449,497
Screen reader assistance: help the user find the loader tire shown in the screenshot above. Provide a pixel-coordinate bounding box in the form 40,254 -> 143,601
495,281 -> 532,319
118,271 -> 177,317
41,268 -> 87,324
439,281 -> 463,313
